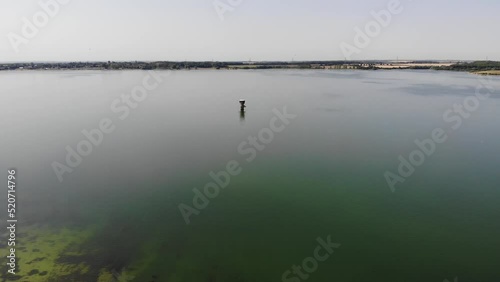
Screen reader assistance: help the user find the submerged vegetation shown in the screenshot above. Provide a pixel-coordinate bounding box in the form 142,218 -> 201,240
0,226 -> 96,281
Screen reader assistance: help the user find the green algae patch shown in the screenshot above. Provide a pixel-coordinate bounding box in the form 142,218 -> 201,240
13,225 -> 97,281
97,269 -> 114,282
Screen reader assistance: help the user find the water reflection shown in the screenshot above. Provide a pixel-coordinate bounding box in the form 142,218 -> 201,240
239,109 -> 246,123
239,99 -> 246,123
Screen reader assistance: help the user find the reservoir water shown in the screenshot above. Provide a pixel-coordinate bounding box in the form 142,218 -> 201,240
1,69 -> 499,282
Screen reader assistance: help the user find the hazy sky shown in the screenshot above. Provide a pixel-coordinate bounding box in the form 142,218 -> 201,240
0,0 -> 498,62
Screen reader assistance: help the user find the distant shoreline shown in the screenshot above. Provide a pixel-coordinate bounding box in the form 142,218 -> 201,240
1,61 -> 500,75
472,70 -> 500,76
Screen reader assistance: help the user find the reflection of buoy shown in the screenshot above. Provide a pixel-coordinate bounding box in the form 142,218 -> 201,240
239,99 -> 246,110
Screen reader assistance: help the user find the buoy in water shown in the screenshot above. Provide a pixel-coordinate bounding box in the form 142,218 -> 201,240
239,99 -> 246,110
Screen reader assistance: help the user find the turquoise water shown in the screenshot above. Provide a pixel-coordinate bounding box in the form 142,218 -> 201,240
1,70 -> 500,281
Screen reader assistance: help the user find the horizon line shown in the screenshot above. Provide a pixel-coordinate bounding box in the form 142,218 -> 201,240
1,59 -> 494,64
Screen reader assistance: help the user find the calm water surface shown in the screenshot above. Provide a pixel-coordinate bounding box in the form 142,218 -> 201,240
1,70 -> 500,281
